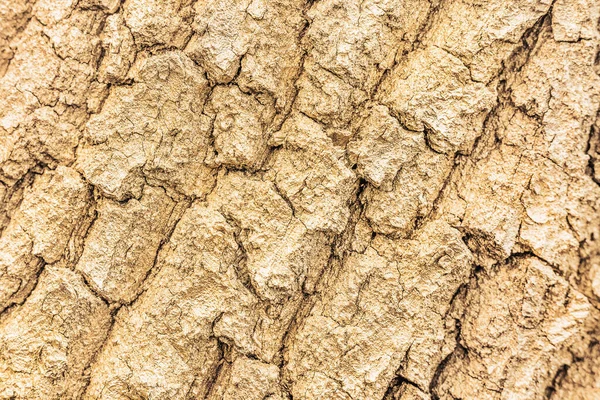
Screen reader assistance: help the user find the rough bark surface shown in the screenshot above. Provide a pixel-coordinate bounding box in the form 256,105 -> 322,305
0,0 -> 599,399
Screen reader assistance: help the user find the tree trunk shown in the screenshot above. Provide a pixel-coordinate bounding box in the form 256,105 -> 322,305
1,0 -> 599,399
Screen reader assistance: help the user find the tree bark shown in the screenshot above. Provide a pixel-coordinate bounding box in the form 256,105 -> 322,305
0,0 -> 599,399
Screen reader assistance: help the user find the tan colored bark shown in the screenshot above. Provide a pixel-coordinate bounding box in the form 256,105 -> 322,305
0,0 -> 599,399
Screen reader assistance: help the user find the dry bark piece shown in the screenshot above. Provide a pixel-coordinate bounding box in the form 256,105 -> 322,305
206,356 -> 285,400
379,46 -> 496,154
347,104 -> 423,190
77,51 -> 214,200
284,221 -> 472,400
0,266 -> 112,400
205,85 -> 276,169
433,257 -> 590,400
75,185 -> 177,304
123,0 -> 193,49
0,166 -> 90,312
269,112 -> 358,233
84,203 -> 249,399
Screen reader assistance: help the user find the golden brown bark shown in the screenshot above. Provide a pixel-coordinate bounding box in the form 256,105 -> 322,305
0,0 -> 599,399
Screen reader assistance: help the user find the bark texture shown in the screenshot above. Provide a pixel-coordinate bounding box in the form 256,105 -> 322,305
0,0 -> 599,399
